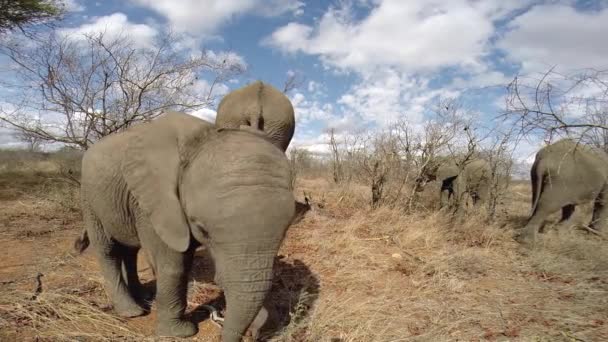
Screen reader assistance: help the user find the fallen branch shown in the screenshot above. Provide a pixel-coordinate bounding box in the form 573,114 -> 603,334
30,272 -> 44,300
578,225 -> 606,240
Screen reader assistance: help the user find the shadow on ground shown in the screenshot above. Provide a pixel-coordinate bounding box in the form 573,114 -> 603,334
189,249 -> 320,340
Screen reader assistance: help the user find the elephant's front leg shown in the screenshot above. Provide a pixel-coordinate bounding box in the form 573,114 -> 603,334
151,247 -> 198,337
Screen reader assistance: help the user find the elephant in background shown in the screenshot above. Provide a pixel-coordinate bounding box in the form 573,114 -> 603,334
416,157 -> 491,209
75,111 -> 309,341
215,81 -> 295,151
518,139 -> 608,244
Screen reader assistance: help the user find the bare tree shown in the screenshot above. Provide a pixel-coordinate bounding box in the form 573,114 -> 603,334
503,67 -> 608,150
13,128 -> 44,152
0,30 -> 245,149
478,126 -> 516,220
282,70 -> 306,94
327,128 -> 343,183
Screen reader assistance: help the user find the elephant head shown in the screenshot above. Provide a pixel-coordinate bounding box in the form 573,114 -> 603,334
414,157 -> 459,192
121,112 -> 307,341
215,81 -> 295,151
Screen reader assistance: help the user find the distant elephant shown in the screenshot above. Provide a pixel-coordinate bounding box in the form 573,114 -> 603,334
215,81 -> 295,151
518,139 -> 608,244
75,111 -> 309,341
416,158 -> 491,209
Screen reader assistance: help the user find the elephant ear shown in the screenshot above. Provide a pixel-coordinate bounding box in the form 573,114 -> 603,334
122,111 -> 213,252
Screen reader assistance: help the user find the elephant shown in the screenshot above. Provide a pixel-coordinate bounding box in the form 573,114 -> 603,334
74,110 -> 309,341
215,81 -> 295,151
416,157 -> 491,209
517,139 -> 608,244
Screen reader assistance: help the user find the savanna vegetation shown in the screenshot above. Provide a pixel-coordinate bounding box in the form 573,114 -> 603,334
0,117 -> 606,341
0,3 -> 607,340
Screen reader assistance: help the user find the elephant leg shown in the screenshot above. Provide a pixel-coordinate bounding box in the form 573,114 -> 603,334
83,209 -> 144,317
121,247 -> 154,305
439,188 -> 450,209
554,204 -> 576,233
148,246 -> 197,337
590,185 -> 608,231
475,183 -> 490,208
518,186 -> 566,244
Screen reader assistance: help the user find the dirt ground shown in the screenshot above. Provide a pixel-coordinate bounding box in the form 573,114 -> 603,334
1,163 -> 607,341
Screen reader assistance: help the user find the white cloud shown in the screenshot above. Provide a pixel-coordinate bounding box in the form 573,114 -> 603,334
264,0 -> 531,73
289,92 -> 335,126
499,4 -> 608,72
130,0 -> 304,36
189,108 -> 217,122
336,69 -> 462,127
264,0 -> 533,130
63,0 -> 85,12
59,13 -> 157,48
205,50 -> 248,70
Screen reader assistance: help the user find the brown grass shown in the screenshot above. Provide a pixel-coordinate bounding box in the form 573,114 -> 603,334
1,152 -> 607,341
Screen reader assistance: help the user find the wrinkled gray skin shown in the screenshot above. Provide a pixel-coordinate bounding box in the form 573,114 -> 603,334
518,139 -> 608,244
75,111 -> 308,341
215,81 -> 295,151
417,158 -> 491,209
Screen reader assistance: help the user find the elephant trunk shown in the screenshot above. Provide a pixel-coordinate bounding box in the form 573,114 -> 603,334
214,245 -> 276,342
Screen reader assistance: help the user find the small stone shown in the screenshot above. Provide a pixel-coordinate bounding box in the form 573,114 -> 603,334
391,253 -> 403,260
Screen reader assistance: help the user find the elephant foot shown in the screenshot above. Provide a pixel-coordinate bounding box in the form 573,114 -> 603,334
156,318 -> 198,338
114,301 -> 145,318
515,232 -> 537,246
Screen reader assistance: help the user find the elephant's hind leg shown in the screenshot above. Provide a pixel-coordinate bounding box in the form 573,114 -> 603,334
554,204 -> 576,233
590,185 -> 608,231
121,247 -> 154,306
83,208 -> 144,317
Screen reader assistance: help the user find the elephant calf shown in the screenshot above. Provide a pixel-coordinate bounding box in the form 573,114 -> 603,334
76,111 -> 308,341
518,139 -> 608,244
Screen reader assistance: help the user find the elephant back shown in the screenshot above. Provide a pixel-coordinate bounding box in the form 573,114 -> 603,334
215,81 -> 295,151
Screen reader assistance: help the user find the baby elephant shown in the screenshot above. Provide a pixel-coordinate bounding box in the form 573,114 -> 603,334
76,111 -> 308,341
518,139 -> 608,244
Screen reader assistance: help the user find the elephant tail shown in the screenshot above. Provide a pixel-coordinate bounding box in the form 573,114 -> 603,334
74,229 -> 90,254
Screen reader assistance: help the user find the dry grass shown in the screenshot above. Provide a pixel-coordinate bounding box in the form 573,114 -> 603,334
1,152 -> 607,341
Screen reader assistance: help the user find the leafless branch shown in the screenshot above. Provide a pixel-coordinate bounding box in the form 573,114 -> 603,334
0,29 -> 246,149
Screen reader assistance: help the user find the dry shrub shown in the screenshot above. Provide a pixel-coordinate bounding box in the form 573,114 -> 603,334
273,177 -> 608,341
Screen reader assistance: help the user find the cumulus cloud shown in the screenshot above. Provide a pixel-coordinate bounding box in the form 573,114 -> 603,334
189,107 -> 217,122
59,13 -> 157,48
130,0 -> 304,37
498,4 -> 608,72
290,92 -> 335,126
264,0 -> 530,73
63,0 -> 85,12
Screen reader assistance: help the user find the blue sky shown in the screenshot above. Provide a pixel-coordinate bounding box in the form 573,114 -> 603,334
2,0 -> 608,163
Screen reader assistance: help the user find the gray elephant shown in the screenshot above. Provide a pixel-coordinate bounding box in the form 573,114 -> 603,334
74,111 -> 309,341
215,81 -> 295,151
518,139 -> 608,244
416,157 -> 491,209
